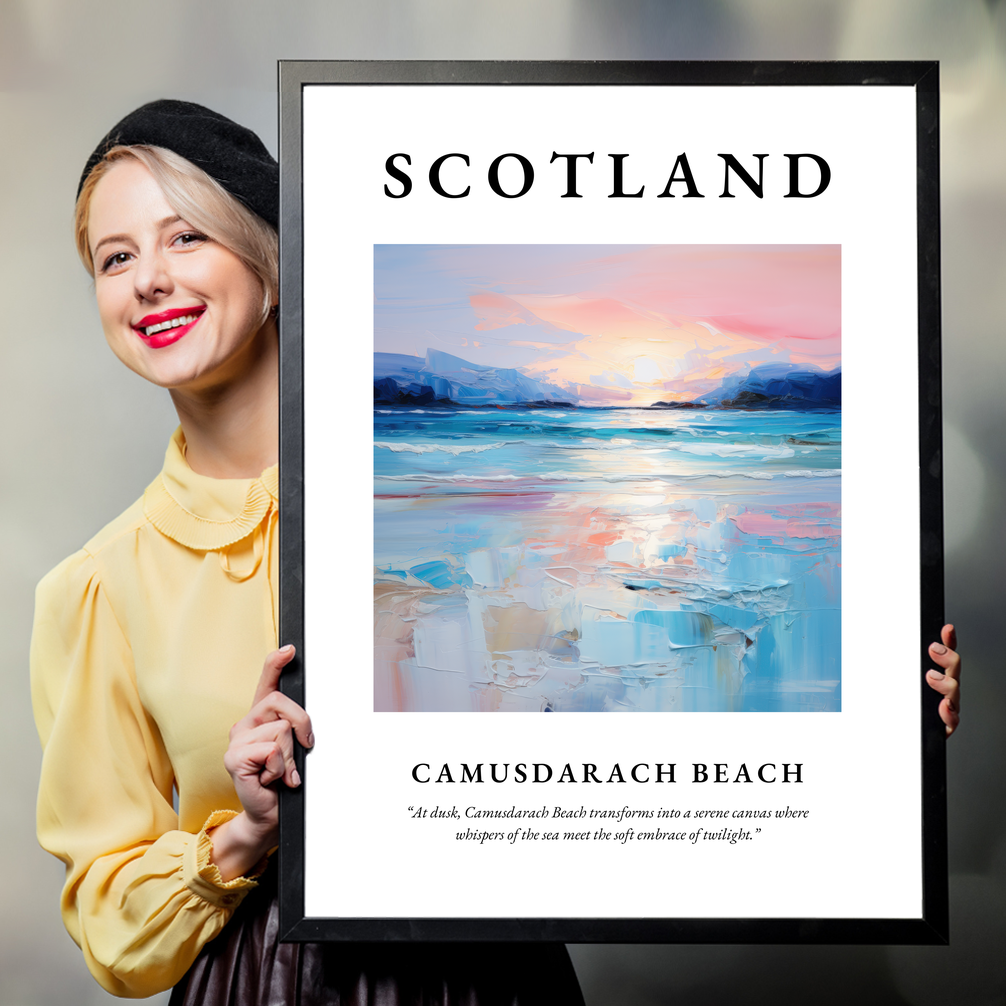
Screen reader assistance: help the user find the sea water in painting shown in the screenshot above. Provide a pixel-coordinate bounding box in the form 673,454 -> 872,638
374,245 -> 840,712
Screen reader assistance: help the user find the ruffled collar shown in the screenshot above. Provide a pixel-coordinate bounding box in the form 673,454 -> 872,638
143,428 -> 278,551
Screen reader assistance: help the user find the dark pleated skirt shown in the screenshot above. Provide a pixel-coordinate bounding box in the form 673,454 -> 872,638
169,869 -> 585,1006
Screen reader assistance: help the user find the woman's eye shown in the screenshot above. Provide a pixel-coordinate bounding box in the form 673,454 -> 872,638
101,251 -> 132,273
173,231 -> 208,248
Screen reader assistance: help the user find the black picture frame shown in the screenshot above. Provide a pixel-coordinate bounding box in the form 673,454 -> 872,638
277,60 -> 945,944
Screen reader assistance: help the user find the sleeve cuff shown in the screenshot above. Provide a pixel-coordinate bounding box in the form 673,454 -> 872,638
182,810 -> 269,909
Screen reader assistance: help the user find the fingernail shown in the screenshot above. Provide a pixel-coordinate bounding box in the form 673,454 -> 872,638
931,643 -> 947,655
280,644 -> 295,654
292,768 -> 301,787
306,732 -> 315,748
927,669 -> 944,679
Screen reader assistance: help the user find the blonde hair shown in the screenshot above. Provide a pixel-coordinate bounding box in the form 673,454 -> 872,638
75,145 -> 278,323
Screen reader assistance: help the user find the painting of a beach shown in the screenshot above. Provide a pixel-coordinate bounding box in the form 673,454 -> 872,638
374,245 -> 841,712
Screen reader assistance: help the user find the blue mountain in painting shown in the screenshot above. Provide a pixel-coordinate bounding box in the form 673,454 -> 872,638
654,363 -> 841,411
375,350 -> 575,407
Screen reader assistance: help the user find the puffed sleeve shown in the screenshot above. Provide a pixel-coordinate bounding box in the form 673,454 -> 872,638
31,549 -> 261,998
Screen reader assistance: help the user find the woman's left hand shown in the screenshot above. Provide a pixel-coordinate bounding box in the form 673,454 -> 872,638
926,624 -> 961,737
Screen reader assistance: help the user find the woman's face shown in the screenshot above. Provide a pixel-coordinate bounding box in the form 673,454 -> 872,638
87,158 -> 270,393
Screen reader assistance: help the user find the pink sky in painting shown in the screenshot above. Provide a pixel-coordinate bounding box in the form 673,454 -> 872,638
375,245 -> 840,406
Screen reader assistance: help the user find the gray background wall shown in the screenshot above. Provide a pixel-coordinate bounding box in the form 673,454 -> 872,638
1,2 -> 1003,1003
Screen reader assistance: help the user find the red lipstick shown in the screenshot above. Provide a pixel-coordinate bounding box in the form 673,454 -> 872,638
132,306 -> 205,349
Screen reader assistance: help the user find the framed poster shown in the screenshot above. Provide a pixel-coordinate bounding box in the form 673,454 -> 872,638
277,61 -> 946,943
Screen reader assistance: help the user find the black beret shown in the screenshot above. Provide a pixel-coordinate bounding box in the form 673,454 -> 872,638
78,99 -> 278,228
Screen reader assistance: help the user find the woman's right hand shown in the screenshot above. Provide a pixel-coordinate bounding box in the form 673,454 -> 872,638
209,645 -> 314,881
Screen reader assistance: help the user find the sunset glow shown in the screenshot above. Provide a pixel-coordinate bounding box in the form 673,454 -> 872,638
374,245 -> 840,407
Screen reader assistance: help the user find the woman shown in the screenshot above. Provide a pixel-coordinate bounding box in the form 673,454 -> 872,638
31,100 -> 586,1003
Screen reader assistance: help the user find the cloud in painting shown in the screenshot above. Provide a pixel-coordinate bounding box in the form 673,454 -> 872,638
469,292 -> 567,338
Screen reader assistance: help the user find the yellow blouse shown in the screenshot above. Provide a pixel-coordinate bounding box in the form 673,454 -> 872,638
31,428 -> 279,998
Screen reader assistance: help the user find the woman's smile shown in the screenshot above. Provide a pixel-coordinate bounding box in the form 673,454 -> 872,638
133,305 -> 207,347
